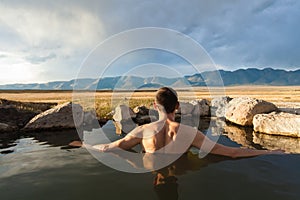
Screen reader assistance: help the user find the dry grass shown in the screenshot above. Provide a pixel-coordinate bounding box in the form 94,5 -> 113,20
1,86 -> 299,118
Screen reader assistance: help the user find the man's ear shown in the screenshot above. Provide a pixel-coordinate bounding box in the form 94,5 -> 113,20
175,102 -> 179,109
153,101 -> 158,110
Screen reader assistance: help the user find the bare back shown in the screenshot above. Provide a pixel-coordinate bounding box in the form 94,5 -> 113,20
128,119 -> 197,154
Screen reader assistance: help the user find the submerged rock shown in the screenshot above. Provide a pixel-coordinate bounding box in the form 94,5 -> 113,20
225,97 -> 277,126
24,102 -> 84,130
253,112 -> 300,137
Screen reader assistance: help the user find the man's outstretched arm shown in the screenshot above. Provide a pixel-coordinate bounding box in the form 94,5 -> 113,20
93,127 -> 143,152
191,130 -> 284,158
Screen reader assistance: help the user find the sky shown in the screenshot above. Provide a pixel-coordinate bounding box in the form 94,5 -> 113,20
0,0 -> 299,84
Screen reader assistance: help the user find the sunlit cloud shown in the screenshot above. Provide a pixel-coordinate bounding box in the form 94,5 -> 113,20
0,53 -> 39,84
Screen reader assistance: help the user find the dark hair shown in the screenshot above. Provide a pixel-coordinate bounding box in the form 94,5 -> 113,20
155,87 -> 178,114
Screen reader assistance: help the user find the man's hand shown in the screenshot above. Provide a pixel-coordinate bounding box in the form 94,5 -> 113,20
93,144 -> 110,152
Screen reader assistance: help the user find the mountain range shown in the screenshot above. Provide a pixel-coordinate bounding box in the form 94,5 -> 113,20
0,68 -> 299,90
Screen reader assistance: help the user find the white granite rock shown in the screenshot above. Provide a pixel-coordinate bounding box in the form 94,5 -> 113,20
190,99 -> 210,116
253,112 -> 300,137
113,105 -> 136,122
211,96 -> 232,118
225,97 -> 277,126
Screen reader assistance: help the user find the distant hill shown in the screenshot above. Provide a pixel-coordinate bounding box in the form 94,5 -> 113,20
0,68 -> 299,90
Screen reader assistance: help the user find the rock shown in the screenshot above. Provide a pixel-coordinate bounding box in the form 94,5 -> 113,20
134,115 -> 157,125
133,105 -> 149,116
0,106 -> 37,129
278,107 -> 300,115
210,118 -> 226,136
253,132 -> 300,153
148,108 -> 159,118
24,102 -> 84,130
0,98 -> 56,112
113,119 -> 136,135
178,102 -> 194,115
211,96 -> 233,118
113,105 -> 136,122
0,123 -> 17,133
133,105 -> 153,125
113,105 -> 137,134
225,97 -> 277,126
190,99 -> 210,116
83,111 -> 99,126
179,114 -> 193,126
253,112 -> 300,137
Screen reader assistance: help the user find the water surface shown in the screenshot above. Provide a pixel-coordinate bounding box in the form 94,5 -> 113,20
1,120 -> 300,200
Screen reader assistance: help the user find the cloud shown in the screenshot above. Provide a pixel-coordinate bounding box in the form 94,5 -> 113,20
0,0 -> 299,84
25,53 -> 56,64
0,1 -> 105,54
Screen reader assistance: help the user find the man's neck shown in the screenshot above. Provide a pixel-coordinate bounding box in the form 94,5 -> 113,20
158,111 -> 176,121
166,113 -> 176,121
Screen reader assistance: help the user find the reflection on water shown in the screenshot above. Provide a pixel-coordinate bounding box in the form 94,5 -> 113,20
223,123 -> 263,149
152,152 -> 231,200
1,119 -> 300,200
220,120 -> 300,154
253,133 -> 300,154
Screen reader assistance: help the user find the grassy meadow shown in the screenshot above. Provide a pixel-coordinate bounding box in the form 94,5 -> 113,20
1,86 -> 299,118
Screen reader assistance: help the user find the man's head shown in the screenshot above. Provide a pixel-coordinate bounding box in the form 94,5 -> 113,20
155,87 -> 179,114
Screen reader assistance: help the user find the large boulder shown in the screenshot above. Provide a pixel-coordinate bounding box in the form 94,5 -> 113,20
225,97 -> 277,126
24,102 -> 84,130
253,112 -> 300,137
190,99 -> 210,117
211,96 -> 233,118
